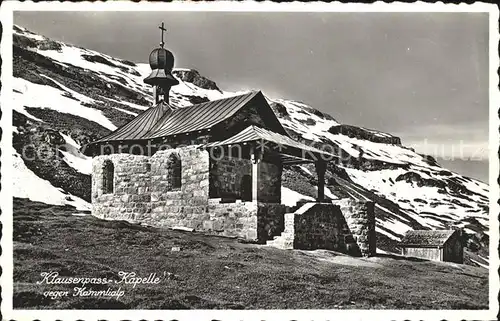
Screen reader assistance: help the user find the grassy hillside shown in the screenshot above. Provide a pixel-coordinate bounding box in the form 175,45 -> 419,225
13,198 -> 488,310
11,24 -> 490,268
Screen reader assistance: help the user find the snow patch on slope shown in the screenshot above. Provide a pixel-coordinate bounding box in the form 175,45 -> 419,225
273,99 -> 339,142
325,133 -> 437,167
59,133 -> 92,175
13,77 -> 117,131
281,187 -> 315,207
12,147 -> 90,211
34,44 -> 147,94
344,167 -> 488,230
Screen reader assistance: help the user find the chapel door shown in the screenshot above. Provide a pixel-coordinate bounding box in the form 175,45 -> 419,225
241,174 -> 252,201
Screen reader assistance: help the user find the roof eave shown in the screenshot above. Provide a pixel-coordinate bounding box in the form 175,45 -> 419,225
401,244 -> 444,248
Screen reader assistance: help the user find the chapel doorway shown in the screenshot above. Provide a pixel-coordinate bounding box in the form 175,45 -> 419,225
241,174 -> 252,201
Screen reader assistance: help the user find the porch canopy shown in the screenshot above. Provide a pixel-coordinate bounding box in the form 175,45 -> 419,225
203,125 -> 337,201
203,125 -> 337,165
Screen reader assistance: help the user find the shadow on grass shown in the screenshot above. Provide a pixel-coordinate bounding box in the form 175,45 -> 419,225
375,253 -> 428,262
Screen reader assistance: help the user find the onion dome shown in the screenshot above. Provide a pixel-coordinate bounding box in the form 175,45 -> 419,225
144,47 -> 179,87
144,22 -> 179,106
148,47 -> 175,71
144,21 -> 179,88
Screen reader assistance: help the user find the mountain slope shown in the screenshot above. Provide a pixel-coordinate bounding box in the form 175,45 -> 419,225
11,25 -> 490,266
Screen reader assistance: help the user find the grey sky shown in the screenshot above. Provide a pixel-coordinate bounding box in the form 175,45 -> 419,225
14,11 -> 490,181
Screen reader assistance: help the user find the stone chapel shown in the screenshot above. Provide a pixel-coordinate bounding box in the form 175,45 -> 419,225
84,24 -> 376,256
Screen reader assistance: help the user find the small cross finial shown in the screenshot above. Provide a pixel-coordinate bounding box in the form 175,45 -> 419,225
159,22 -> 167,48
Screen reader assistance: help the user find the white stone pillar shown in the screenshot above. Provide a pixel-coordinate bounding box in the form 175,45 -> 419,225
251,147 -> 262,202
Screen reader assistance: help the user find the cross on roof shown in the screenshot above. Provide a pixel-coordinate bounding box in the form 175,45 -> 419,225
159,22 -> 166,48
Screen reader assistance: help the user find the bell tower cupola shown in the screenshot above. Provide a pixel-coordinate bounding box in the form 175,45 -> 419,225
144,22 -> 179,105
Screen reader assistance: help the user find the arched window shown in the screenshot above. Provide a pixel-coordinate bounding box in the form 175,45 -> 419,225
102,160 -> 114,194
167,153 -> 182,191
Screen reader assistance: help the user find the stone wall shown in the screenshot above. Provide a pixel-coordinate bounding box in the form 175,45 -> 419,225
92,154 -> 152,221
208,153 -> 282,204
92,146 -> 264,242
257,203 -> 286,243
209,155 -> 252,199
291,203 -> 361,255
267,200 -> 376,256
201,200 -> 286,242
257,160 -> 282,203
149,147 -> 210,228
92,148 -> 374,254
332,199 -> 376,257
147,144 -> 264,240
205,199 -> 258,240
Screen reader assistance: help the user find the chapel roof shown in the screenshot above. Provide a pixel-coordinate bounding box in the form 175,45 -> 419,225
93,101 -> 173,143
90,91 -> 262,145
400,230 -> 458,247
144,90 -> 261,139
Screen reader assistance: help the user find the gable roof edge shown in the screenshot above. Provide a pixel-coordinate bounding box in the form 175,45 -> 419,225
252,91 -> 290,137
